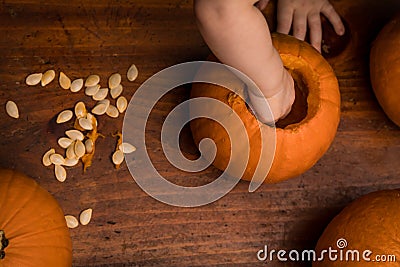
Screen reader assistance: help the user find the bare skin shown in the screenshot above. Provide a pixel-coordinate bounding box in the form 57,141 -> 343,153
194,0 -> 344,123
272,0 -> 344,52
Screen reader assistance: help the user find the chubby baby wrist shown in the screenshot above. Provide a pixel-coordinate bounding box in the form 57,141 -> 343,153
247,73 -> 295,124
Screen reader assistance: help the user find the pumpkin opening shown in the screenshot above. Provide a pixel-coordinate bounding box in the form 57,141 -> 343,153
275,69 -> 309,128
245,68 -> 310,129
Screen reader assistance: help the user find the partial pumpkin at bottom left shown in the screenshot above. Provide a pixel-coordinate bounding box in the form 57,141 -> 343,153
0,169 -> 72,267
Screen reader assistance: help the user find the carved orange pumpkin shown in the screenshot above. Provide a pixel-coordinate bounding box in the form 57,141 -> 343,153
314,189 -> 400,266
370,14 -> 400,127
0,169 -> 72,266
190,33 -> 340,183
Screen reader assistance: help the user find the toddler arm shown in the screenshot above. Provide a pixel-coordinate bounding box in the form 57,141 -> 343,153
194,0 -> 295,123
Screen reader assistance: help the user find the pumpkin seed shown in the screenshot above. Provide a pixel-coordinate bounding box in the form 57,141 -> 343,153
58,137 -> 74,149
79,208 -> 93,226
92,99 -> 110,115
108,73 -> 121,89
42,148 -> 55,167
41,69 -> 56,86
113,132 -> 123,169
5,101 -> 19,119
66,143 -> 77,159
75,101 -> 87,118
65,215 -> 79,229
119,142 -> 136,154
78,117 -> 93,131
26,73 -> 43,86
85,74 -> 100,87
112,150 -> 124,165
55,164 -> 67,182
70,78 -> 84,92
59,72 -> 71,90
63,157 -> 79,167
56,110 -> 73,124
85,139 -> 94,154
74,139 -> 86,158
50,153 -> 65,165
66,129 -> 84,141
91,104 -> 107,115
116,96 -> 127,113
106,104 -> 119,118
92,88 -> 108,101
127,64 -> 138,82
85,84 -> 100,96
110,84 -> 123,99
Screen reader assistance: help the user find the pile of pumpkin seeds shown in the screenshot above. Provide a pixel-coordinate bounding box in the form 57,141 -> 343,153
5,64 -> 139,228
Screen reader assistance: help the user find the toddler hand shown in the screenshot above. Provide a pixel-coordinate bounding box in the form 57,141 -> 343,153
248,70 -> 295,124
256,0 -> 345,53
277,0 -> 345,52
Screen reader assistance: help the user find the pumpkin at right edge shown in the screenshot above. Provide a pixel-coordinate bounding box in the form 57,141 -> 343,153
370,14 -> 400,127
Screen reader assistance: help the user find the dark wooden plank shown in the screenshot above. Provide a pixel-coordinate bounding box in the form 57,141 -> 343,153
0,0 -> 399,266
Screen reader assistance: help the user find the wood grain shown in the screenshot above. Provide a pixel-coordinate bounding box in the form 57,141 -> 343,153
0,0 -> 399,266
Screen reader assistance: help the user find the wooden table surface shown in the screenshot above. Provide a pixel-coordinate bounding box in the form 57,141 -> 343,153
0,0 -> 399,266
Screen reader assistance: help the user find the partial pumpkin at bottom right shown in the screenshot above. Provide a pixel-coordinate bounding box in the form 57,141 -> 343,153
313,188 -> 400,266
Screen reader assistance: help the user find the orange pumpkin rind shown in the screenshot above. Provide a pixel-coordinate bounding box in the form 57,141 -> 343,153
313,189 -> 400,267
190,33 -> 341,184
0,169 -> 72,266
370,14 -> 400,127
